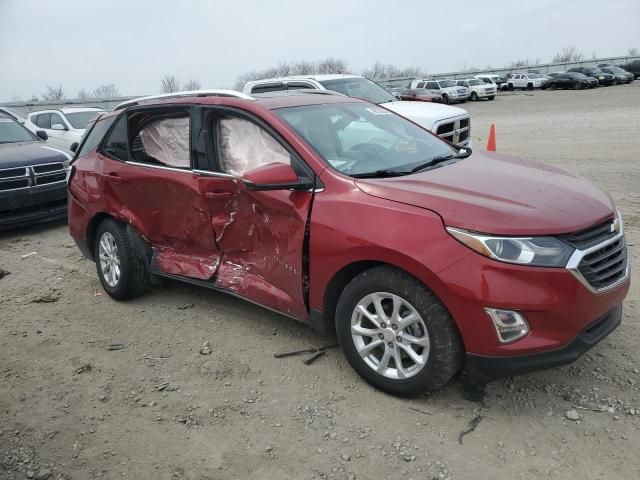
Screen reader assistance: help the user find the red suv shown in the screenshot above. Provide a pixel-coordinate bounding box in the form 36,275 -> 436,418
68,90 -> 629,396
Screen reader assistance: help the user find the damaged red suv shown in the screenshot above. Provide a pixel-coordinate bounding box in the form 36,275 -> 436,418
68,90 -> 629,396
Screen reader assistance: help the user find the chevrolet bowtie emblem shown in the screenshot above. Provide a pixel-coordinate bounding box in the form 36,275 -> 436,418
611,218 -> 621,233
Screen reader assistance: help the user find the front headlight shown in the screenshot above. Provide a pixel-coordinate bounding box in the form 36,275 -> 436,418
446,227 -> 574,267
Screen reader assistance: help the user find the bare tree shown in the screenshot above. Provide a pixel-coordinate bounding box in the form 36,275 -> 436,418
362,62 -> 425,80
233,57 -> 351,90
92,83 -> 120,99
552,46 -> 584,63
160,75 -> 181,93
41,85 -> 65,102
506,58 -> 541,68
316,57 -> 349,74
77,89 -> 91,101
629,47 -> 639,56
183,79 -> 202,90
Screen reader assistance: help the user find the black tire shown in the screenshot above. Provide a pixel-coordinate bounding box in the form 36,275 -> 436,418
470,92 -> 478,101
335,266 -> 463,397
488,96 -> 495,100
527,83 -> 533,91
508,83 -> 514,91
442,94 -> 450,104
94,219 -> 148,300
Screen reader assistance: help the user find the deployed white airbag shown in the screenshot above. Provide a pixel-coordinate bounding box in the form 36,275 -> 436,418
140,116 -> 190,168
218,117 -> 290,176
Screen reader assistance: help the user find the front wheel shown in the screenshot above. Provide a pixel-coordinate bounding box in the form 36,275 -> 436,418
488,95 -> 495,100
95,219 -> 148,300
336,266 -> 463,396
442,94 -> 450,104
470,92 -> 478,101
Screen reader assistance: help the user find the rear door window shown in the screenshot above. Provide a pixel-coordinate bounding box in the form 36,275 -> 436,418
128,109 -> 191,169
416,81 -> 426,88
35,113 -> 52,129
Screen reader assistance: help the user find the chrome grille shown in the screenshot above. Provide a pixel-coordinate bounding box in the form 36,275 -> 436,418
577,238 -> 627,290
565,215 -> 628,292
435,117 -> 470,147
33,162 -> 66,186
0,162 -> 66,192
0,166 -> 30,191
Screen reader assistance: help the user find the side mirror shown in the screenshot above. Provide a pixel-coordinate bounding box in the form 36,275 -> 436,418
70,142 -> 79,153
36,130 -> 48,141
51,123 -> 67,131
242,163 -> 313,191
459,147 -> 472,157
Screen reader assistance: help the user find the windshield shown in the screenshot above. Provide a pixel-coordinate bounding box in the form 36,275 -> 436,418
607,67 -> 625,74
528,74 -> 544,78
586,68 -> 603,75
438,80 -> 456,87
65,111 -> 103,129
277,103 -> 457,177
0,118 -> 37,143
467,79 -> 483,85
571,73 -> 587,79
318,78 -> 396,104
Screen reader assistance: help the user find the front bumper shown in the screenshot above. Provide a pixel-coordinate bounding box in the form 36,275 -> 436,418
466,304 -> 622,382
0,182 -> 67,231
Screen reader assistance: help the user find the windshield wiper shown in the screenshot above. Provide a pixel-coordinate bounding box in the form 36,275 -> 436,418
410,151 -> 470,174
352,169 -> 410,179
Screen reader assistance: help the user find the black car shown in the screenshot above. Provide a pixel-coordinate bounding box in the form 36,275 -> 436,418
568,67 -> 615,86
543,72 -> 591,90
620,60 -> 640,79
600,66 -> 634,84
0,113 -> 70,230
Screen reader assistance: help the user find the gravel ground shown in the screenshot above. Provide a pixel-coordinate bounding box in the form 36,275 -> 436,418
1,83 -> 639,480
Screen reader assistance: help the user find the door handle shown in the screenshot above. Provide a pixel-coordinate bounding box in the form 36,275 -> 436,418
204,190 -> 232,200
106,172 -> 122,184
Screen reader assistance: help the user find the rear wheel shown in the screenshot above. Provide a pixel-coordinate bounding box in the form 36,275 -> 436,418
336,266 -> 463,396
95,219 -> 148,300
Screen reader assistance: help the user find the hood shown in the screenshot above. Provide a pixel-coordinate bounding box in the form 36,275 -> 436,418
381,101 -> 468,130
354,151 -> 614,236
0,142 -> 71,169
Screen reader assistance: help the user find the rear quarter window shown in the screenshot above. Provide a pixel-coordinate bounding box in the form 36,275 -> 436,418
76,115 -> 116,159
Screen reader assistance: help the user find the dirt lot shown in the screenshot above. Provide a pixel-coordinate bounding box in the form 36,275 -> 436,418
1,83 -> 639,480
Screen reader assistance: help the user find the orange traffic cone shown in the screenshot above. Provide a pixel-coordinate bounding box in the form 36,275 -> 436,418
486,123 -> 496,152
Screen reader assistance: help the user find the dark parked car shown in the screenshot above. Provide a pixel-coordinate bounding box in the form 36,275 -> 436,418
0,113 -> 70,230
568,67 -> 615,86
543,72 -> 591,90
619,60 -> 640,79
600,67 -> 634,84
68,90 -> 629,396
399,89 -> 443,103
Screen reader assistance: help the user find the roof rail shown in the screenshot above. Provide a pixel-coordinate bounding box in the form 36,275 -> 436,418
114,90 -> 254,110
293,89 -> 345,96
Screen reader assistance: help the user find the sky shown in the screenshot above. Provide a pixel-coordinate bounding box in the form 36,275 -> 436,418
1,0 -> 639,101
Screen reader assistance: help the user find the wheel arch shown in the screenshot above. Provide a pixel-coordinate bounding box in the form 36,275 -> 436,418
86,212 -> 115,260
315,256 -> 460,342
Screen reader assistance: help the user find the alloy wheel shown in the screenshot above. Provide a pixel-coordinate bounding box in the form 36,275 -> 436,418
350,292 -> 430,380
98,231 -> 121,288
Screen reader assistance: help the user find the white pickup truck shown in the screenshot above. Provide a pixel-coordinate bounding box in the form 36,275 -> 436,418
409,79 -> 469,104
243,74 -> 471,148
506,73 -> 545,90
